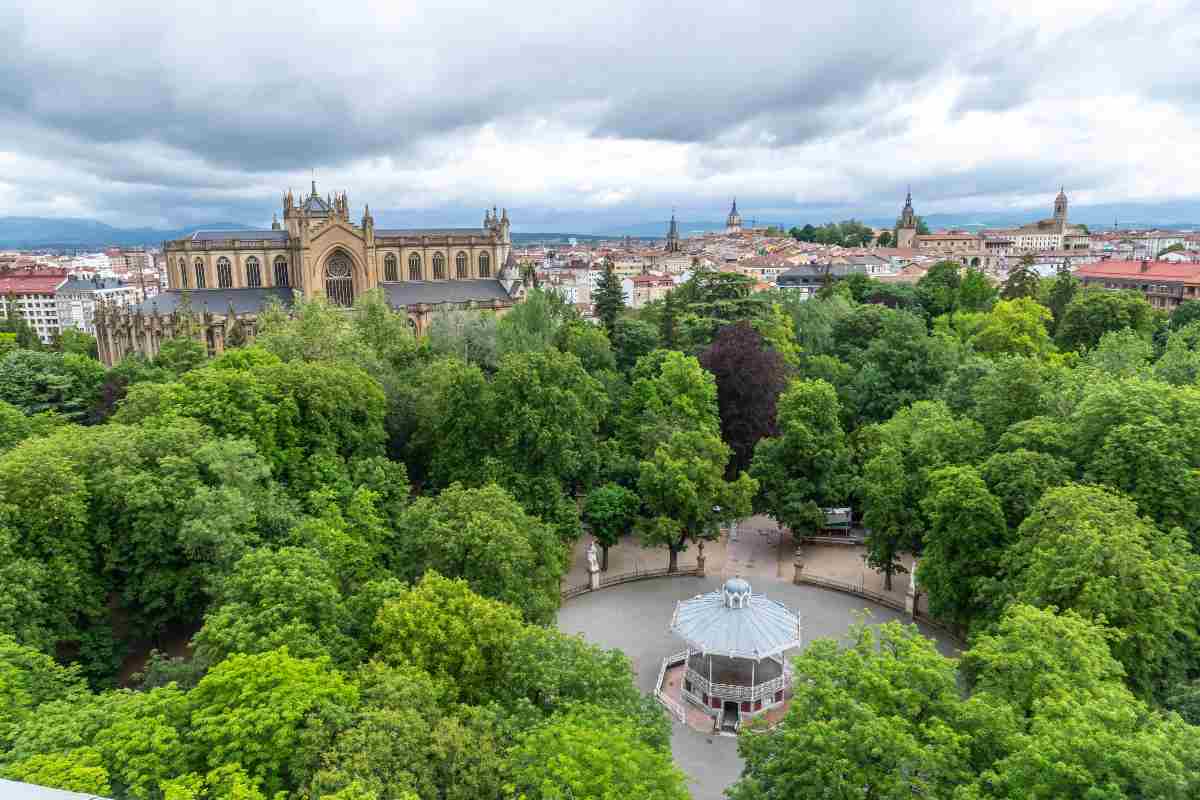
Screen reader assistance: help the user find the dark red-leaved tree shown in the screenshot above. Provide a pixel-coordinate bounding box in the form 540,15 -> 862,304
699,322 -> 789,476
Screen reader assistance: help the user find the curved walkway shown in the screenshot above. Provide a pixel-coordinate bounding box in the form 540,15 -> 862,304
556,569 -> 958,800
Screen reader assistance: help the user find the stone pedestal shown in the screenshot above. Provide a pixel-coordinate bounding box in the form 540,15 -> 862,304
696,553 -> 706,577
792,549 -> 804,585
588,566 -> 601,591
906,558 -> 920,618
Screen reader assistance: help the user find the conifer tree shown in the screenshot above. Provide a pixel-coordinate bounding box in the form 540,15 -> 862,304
593,259 -> 624,336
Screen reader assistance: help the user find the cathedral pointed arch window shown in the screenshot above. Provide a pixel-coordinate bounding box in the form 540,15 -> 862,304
245,256 -> 262,287
179,258 -> 189,288
384,253 -> 398,282
478,251 -> 490,278
432,252 -> 446,280
408,253 -> 422,281
274,256 -> 289,287
194,259 -> 207,289
325,253 -> 354,307
217,257 -> 233,288
455,251 -> 468,279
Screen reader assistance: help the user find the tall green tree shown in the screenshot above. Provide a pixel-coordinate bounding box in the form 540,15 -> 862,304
970,298 -> 1054,359
496,288 -> 572,357
192,545 -> 356,665
186,648 -> 358,796
638,430 -> 756,572
388,483 -> 564,624
1001,254 -> 1041,300
593,259 -> 625,336
750,378 -> 852,536
1046,260 -> 1079,333
979,448 -> 1072,530
493,626 -> 670,750
582,483 -> 640,571
0,350 -> 105,420
959,267 -> 998,312
373,572 -> 523,704
1004,484 -> 1200,697
916,260 -> 964,318
730,621 -> 969,800
1056,288 -> 1155,352
917,466 -> 1008,630
506,705 -> 688,800
616,349 -> 720,463
860,446 -> 920,591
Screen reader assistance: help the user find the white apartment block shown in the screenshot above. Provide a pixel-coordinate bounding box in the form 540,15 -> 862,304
56,277 -> 143,335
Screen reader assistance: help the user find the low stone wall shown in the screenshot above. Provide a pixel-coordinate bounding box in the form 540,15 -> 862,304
560,565 -> 701,601
793,573 -> 964,647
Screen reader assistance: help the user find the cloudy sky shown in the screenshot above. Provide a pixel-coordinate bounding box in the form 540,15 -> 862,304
2,0 -> 1199,232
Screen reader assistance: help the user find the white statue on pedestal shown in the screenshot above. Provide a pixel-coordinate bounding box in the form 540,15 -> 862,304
587,540 -> 600,573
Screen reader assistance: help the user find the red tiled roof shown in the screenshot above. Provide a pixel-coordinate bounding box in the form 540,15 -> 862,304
0,272 -> 67,294
1074,260 -> 1200,281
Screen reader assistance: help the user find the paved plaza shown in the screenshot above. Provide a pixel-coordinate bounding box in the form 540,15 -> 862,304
556,518 -> 951,800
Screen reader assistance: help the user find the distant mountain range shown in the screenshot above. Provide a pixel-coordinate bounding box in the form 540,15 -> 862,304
0,218 -> 251,250
0,217 -> 638,250
4,201 -> 1199,250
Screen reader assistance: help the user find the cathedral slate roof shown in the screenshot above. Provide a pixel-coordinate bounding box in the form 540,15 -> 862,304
381,279 -> 513,306
301,194 -> 331,214
190,230 -> 289,243
133,287 -> 294,315
375,228 -> 493,237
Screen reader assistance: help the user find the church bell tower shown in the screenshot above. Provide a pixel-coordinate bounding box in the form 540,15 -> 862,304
896,188 -> 918,249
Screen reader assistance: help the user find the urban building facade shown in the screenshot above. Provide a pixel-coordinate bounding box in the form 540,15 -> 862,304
0,268 -> 67,343
1074,260 -> 1200,310
56,277 -> 142,334
96,183 -> 523,366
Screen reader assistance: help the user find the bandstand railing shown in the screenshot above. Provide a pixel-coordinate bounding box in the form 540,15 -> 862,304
654,650 -> 689,724
684,667 -> 789,704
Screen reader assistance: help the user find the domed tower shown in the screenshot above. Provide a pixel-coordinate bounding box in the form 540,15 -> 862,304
1054,186 -> 1068,227
725,198 -> 742,235
896,188 -> 918,249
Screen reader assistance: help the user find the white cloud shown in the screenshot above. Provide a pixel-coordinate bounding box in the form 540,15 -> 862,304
1,0 -> 1199,229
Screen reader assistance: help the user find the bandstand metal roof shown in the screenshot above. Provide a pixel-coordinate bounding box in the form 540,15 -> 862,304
669,578 -> 802,660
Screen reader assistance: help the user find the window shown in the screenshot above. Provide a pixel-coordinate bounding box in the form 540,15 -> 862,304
455,251 -> 468,279
479,251 -> 490,277
194,259 -> 207,289
433,252 -> 446,280
274,256 -> 289,287
325,253 -> 354,307
179,258 -> 189,288
408,253 -> 422,281
384,253 -> 398,282
245,256 -> 262,287
216,257 -> 233,288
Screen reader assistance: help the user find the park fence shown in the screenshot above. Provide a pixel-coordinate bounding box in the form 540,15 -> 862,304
793,573 -> 965,646
559,564 -> 702,601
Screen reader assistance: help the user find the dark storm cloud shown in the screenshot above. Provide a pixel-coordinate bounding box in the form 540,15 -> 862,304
0,0 -> 996,172
2,0 -> 1199,227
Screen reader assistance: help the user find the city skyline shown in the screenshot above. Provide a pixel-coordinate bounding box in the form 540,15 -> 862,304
3,0 -> 1198,230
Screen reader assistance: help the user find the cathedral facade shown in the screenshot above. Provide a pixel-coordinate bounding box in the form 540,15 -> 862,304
96,183 -> 522,366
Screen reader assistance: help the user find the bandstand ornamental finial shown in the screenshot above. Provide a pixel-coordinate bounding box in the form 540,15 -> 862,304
723,577 -> 752,609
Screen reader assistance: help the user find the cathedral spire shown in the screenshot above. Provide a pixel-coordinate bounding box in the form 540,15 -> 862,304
665,208 -> 681,252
